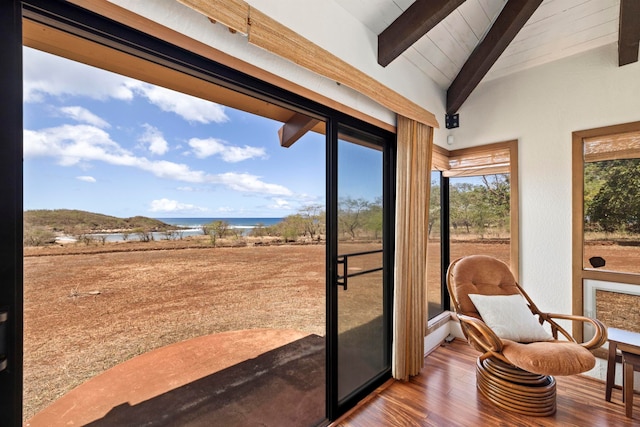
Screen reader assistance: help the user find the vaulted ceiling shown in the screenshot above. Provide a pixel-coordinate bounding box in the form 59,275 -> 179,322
336,0 -> 640,116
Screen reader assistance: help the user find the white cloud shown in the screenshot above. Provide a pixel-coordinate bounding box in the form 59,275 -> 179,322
24,124 -> 292,196
60,106 -> 111,129
267,198 -> 293,210
23,125 -> 129,167
23,48 -> 227,125
128,82 -> 229,124
76,176 -> 96,183
149,198 -> 207,213
139,124 -> 169,155
188,137 -> 266,162
217,172 -> 292,196
23,47 -> 135,103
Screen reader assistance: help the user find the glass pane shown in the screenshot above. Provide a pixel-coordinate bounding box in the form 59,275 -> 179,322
449,174 -> 511,264
23,47 -> 327,426
427,171 -> 443,319
583,158 -> 640,274
337,136 -> 386,402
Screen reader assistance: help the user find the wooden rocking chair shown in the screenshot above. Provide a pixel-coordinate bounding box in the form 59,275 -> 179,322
446,255 -> 607,416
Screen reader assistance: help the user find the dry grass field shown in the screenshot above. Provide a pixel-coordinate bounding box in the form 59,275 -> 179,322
22,238 -> 639,420
23,239 -> 326,420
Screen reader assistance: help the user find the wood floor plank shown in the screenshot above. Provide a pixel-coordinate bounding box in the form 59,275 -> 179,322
333,339 -> 640,426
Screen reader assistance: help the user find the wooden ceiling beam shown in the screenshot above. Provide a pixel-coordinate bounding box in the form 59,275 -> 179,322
446,0 -> 542,115
278,113 -> 320,148
378,0 -> 466,67
619,0 -> 640,66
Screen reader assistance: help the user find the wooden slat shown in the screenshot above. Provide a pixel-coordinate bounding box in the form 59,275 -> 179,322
247,7 -> 439,128
508,139 -> 519,278
446,0 -> 543,115
444,165 -> 510,177
582,269 -> 640,286
460,0 -> 495,39
584,130 -> 640,162
333,339 -> 640,426
432,145 -> 451,171
406,37 -> 458,85
585,148 -> 640,162
618,0 -> 640,66
488,3 -> 619,80
174,0 -> 439,128
377,0 -> 466,67
176,0 -> 249,35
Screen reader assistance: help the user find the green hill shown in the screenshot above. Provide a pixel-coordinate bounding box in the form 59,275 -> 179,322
24,209 -> 174,234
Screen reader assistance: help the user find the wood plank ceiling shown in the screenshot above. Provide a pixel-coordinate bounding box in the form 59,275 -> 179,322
336,0 -> 639,116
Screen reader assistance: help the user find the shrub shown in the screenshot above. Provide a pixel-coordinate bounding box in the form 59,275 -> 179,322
23,226 -> 56,247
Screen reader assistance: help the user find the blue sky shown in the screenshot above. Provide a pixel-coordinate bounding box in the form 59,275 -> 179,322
23,47 -> 332,219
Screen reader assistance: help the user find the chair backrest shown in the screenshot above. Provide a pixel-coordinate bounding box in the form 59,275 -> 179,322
447,255 -> 521,319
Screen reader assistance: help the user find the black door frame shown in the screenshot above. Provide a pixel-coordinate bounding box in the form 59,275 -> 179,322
326,123 -> 395,420
0,1 -> 25,426
6,1 -> 395,424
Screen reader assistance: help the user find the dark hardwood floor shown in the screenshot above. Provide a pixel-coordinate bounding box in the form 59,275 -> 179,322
333,339 -> 639,426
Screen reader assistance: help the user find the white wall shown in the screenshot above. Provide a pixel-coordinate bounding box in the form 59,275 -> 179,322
447,43 -> 640,316
109,0 -> 447,143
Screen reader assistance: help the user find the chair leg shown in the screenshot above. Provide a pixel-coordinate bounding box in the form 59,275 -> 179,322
476,357 -> 556,417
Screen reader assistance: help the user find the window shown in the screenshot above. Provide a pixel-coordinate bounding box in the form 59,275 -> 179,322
572,122 -> 640,339
428,141 -> 519,320
427,169 -> 444,319
582,130 -> 640,274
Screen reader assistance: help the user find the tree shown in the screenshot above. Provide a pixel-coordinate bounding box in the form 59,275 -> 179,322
298,204 -> 324,240
162,230 -> 179,240
23,226 -> 56,247
586,159 -> 640,233
338,197 -> 371,239
204,220 -> 230,247
249,223 -> 267,238
362,197 -> 383,239
428,179 -> 441,238
448,174 -> 510,237
135,228 -> 153,242
479,174 -> 510,234
277,215 -> 305,242
450,182 -> 475,234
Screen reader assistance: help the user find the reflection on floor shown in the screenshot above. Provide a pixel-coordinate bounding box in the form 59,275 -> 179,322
26,329 -> 325,427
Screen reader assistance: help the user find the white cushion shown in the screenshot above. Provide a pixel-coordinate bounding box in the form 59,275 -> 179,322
468,294 -> 553,343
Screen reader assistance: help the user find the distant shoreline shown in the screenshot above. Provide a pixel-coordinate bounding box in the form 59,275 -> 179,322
155,217 -> 284,228
27,232 -> 326,258
52,217 -> 285,244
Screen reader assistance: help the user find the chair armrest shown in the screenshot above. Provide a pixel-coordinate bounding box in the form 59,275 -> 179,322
456,314 -> 504,356
541,313 -> 608,350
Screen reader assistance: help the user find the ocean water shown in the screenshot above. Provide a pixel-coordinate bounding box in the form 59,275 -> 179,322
157,217 -> 283,230
59,217 -> 284,243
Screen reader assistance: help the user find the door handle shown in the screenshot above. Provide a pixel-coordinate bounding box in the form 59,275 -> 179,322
0,309 -> 7,372
337,255 -> 347,290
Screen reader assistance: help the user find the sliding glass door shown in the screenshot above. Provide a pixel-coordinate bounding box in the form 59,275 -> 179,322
6,2 -> 396,424
328,124 -> 393,418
